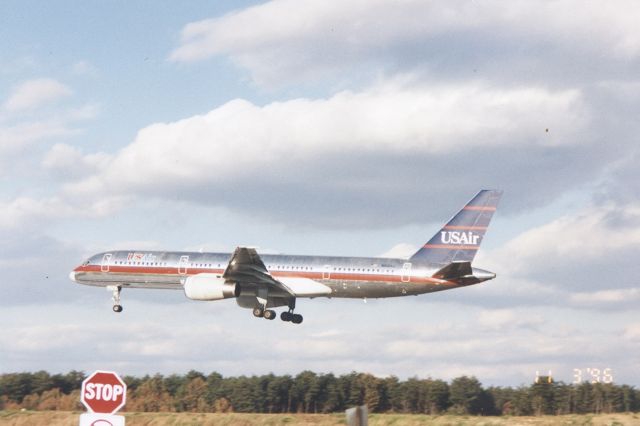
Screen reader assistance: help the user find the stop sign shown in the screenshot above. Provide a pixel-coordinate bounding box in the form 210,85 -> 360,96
81,370 -> 127,414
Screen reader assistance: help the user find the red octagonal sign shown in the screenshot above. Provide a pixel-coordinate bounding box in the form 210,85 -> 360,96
81,370 -> 127,414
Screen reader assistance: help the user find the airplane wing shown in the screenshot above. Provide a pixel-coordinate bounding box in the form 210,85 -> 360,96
222,247 -> 293,295
222,247 -> 331,297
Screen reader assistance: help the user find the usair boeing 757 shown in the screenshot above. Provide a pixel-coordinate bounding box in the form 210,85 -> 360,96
70,190 -> 502,324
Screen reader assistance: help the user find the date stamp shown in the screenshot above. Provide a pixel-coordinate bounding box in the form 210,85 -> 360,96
573,368 -> 614,384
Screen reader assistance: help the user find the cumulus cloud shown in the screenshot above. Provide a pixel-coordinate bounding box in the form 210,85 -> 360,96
437,199 -> 640,311
42,143 -> 110,180
0,197 -> 76,230
477,308 -> 543,331
2,299 -> 638,385
170,0 -> 640,85
0,230 -> 88,307
3,78 -> 72,112
624,324 -> 640,341
379,243 -> 418,259
571,288 -> 640,309
0,195 -> 126,231
0,77 -> 99,176
443,207 -> 639,321
0,120 -> 77,156
500,205 -> 640,268
62,79 -> 591,227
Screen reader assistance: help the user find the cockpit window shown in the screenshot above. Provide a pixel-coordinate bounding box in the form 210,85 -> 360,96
82,260 -> 91,266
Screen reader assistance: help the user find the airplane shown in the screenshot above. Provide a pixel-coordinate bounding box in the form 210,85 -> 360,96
69,190 -> 502,324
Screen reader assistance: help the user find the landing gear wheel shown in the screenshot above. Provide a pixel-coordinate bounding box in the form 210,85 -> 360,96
264,310 -> 276,320
291,314 -> 303,324
252,307 -> 265,318
112,305 -> 123,313
280,311 -> 292,322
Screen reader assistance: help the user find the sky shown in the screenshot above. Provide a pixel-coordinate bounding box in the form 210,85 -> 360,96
1,0 -> 639,387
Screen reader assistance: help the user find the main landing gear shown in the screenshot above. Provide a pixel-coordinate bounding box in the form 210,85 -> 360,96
281,298 -> 302,324
252,307 -> 276,320
252,299 -> 303,324
280,311 -> 303,324
108,285 -> 123,313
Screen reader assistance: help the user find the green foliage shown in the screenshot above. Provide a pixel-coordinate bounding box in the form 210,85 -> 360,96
449,376 -> 494,415
1,371 -> 638,415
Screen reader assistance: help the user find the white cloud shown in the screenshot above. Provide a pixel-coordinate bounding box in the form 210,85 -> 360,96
477,308 -> 543,331
3,1 -> 640,389
3,78 -> 72,112
570,288 -> 640,306
66,80 -> 586,201
170,0 -> 640,85
0,197 -> 75,230
379,243 -> 417,259
493,203 -> 640,275
42,143 -> 110,179
71,60 -> 97,76
3,300 -> 638,385
0,120 -> 77,156
446,201 -> 640,309
0,78 -> 99,175
0,195 -> 125,231
624,324 -> 640,341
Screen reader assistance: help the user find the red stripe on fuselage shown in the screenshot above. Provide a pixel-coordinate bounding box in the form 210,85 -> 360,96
74,265 -> 453,286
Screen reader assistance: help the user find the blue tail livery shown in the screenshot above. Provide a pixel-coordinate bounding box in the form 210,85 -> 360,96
410,189 -> 503,265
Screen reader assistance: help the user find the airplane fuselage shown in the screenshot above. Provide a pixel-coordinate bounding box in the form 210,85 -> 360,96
69,190 -> 502,323
71,250 -> 492,299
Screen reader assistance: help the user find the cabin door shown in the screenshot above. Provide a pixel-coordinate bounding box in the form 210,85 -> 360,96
101,253 -> 112,272
322,265 -> 332,280
178,255 -> 189,275
401,262 -> 412,283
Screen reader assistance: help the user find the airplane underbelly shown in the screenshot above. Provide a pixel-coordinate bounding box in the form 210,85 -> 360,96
73,272 -> 182,289
324,280 -> 440,298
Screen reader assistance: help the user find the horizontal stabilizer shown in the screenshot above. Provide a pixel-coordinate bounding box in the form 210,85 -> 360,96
432,261 -> 473,280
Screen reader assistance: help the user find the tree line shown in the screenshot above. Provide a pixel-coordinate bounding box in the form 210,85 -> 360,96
1,370 -> 638,415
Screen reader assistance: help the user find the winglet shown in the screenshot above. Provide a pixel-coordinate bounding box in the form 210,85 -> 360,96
409,190 -> 503,265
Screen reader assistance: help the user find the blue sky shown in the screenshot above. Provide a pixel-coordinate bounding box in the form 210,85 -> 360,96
1,0 -> 639,387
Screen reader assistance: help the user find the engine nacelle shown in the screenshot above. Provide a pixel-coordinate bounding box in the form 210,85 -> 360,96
183,274 -> 239,301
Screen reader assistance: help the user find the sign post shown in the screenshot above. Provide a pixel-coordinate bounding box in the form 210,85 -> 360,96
79,370 -> 127,426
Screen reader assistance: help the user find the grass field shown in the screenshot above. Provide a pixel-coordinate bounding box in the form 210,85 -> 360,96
1,411 -> 639,425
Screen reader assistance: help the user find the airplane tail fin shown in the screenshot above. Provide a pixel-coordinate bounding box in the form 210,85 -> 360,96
409,190 -> 503,265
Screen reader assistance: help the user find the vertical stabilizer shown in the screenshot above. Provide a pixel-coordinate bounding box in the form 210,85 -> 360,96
409,190 -> 502,265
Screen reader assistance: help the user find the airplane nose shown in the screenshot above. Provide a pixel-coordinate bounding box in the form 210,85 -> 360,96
69,271 -> 77,282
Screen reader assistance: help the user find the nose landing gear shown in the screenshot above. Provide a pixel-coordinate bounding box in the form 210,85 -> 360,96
108,285 -> 123,313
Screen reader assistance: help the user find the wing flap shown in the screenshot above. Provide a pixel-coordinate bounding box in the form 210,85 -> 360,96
277,277 -> 332,297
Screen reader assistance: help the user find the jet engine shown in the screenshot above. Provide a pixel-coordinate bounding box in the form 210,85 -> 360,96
183,274 -> 239,301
